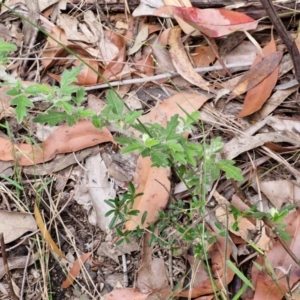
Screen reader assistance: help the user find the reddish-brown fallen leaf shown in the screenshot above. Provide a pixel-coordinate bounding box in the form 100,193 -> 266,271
178,236 -> 235,298
237,34 -> 279,117
0,120 -> 115,166
62,252 -> 92,288
154,6 -> 257,37
192,45 -> 216,68
125,156 -> 170,230
229,51 -> 283,100
252,210 -> 300,300
168,26 -> 211,91
136,91 -> 211,130
105,288 -> 149,300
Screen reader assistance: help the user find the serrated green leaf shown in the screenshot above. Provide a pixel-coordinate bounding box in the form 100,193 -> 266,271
77,108 -> 95,118
167,140 -> 184,152
60,101 -> 73,115
124,110 -> 143,124
60,84 -> 81,95
173,151 -> 187,164
6,87 -> 21,96
217,159 -> 243,181
164,115 -> 180,139
33,110 -> 76,126
60,65 -> 82,88
115,136 -> 133,145
106,90 -> 123,116
10,95 -> 34,123
73,88 -> 86,104
151,152 -> 169,167
184,148 -> 197,166
121,140 -> 144,153
145,138 -> 159,148
25,84 -> 50,95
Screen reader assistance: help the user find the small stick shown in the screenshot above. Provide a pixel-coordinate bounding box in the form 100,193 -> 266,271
0,233 -> 18,300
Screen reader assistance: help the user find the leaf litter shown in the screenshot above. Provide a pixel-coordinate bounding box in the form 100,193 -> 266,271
2,0 -> 300,299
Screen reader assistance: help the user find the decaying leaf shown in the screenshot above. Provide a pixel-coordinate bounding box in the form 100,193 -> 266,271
168,26 -> 211,92
0,210 -> 37,244
0,120 -> 114,166
125,156 -> 170,230
62,252 -> 92,288
230,51 -> 283,99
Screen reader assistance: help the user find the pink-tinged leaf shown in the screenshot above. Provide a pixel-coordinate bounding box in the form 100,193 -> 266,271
171,6 -> 257,37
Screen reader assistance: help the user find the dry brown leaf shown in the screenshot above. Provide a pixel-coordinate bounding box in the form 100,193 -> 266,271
34,202 -> 66,259
0,255 -> 37,280
125,156 -> 170,230
252,210 -> 300,300
132,45 -> 155,77
191,45 -> 216,69
168,26 -> 211,92
0,210 -> 37,244
214,191 -> 270,251
0,120 -> 114,166
237,34 -> 279,117
229,51 -> 283,100
137,232 -> 171,298
221,131 -> 300,160
41,25 -> 68,68
137,91 -> 211,128
252,180 -> 300,209
104,288 -> 150,300
62,252 -> 92,288
178,236 -> 235,298
0,86 -> 15,120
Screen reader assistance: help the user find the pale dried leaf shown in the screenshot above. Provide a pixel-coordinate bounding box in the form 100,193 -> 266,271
0,211 -> 37,244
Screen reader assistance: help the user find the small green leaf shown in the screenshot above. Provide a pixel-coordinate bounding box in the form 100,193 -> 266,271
33,110 -> 76,126
106,90 -> 123,116
6,87 -> 21,96
217,159 -> 243,181
0,40 -> 16,52
25,84 -> 50,95
226,260 -> 254,289
151,151 -> 169,167
145,138 -> 159,148
60,64 -> 82,88
73,88 -> 86,104
167,140 -> 184,152
121,140 -> 144,153
10,95 -> 34,123
124,111 -> 143,124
